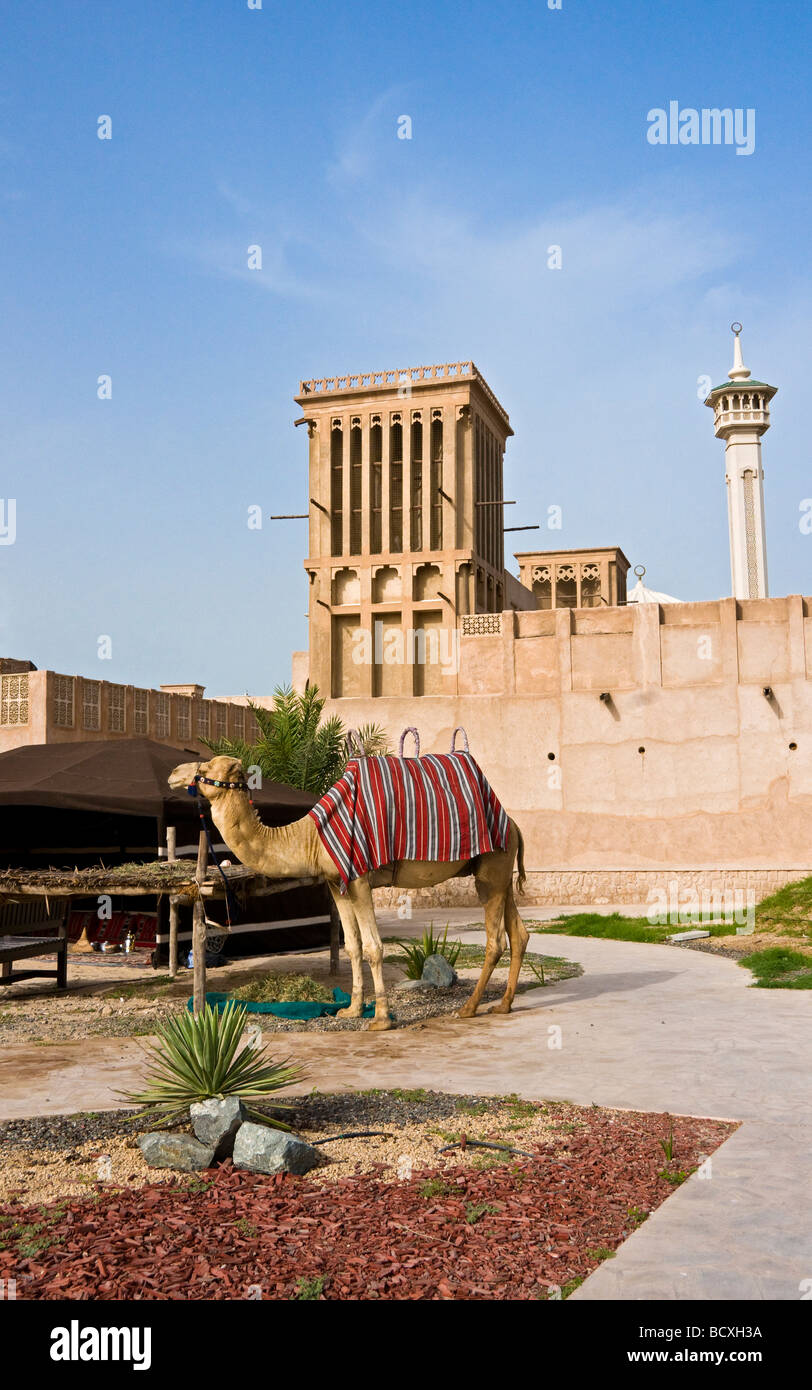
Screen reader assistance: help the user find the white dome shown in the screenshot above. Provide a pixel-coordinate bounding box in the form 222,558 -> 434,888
627,577 -> 682,605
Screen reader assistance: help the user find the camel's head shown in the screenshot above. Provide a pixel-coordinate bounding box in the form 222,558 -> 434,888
167,755 -> 247,803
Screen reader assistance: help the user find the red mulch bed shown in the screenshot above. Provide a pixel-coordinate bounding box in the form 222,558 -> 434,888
0,1108 -> 735,1301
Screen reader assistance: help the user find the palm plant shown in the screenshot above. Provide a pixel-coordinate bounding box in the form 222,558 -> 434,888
204,683 -> 389,797
394,923 -> 461,980
123,1001 -> 303,1129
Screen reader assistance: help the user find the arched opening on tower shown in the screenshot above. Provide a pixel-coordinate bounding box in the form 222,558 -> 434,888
330,421 -> 343,556
411,416 -> 423,551
389,418 -> 403,553
370,419 -> 382,553
349,420 -> 362,555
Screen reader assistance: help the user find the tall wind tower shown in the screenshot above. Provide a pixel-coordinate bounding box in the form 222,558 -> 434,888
705,324 -> 777,599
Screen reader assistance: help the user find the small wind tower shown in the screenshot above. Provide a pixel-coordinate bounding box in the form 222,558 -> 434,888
705,324 -> 777,599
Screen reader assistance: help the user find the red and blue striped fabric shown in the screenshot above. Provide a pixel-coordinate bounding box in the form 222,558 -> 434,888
309,751 -> 510,891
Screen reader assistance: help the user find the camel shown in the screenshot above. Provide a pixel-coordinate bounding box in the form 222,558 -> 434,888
168,754 -> 529,1031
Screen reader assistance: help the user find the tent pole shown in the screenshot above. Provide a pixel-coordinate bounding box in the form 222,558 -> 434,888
192,829 -> 208,1013
166,828 -> 179,979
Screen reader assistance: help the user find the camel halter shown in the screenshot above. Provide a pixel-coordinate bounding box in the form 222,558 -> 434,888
185,766 -> 246,929
187,772 -> 249,793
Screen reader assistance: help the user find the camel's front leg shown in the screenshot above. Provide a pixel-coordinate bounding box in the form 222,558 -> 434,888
347,878 -> 393,1031
328,884 -> 365,1018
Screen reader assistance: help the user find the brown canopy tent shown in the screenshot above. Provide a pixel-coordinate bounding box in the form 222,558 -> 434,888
0,739 -> 330,963
0,738 -> 314,824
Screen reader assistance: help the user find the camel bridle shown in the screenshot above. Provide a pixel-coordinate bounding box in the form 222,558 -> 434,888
186,770 -> 248,795
184,766 -> 249,931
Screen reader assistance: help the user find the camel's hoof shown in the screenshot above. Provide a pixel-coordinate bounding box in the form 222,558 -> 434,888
365,1015 -> 394,1032
486,1001 -> 513,1015
336,1006 -> 363,1020
456,1005 -> 478,1020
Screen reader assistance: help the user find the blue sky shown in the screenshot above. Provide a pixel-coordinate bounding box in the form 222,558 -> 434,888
1,0 -> 810,695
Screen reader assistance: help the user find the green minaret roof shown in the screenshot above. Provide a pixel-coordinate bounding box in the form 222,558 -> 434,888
707,378 -> 774,395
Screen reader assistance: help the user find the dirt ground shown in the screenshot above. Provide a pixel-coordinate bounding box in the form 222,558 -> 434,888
0,937 -> 579,1046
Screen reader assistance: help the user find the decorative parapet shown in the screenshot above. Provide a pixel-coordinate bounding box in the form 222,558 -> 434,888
297,361 -> 510,428
461,614 -> 502,636
299,361 -> 475,395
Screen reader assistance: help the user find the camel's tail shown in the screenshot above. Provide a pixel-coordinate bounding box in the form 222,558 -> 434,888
514,822 -> 526,896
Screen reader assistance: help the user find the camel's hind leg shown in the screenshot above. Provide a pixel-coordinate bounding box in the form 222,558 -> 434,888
328,884 -> 365,1018
346,877 -> 393,1031
457,883 -> 507,1019
488,886 -> 529,1015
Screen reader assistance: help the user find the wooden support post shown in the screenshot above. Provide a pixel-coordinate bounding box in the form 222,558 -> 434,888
166,828 -> 179,979
192,829 -> 208,1015
57,898 -> 71,989
168,897 -> 180,979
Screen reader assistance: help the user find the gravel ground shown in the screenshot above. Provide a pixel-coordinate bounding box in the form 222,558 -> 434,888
0,1088 -> 734,1216
674,938 -> 755,960
0,953 -> 581,1044
0,1100 -> 737,1301
0,1090 -> 577,1207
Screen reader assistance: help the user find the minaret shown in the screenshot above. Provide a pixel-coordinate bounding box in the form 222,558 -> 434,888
705,324 -> 777,600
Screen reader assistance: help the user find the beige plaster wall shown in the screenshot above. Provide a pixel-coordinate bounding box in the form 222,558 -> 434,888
321,595 -> 812,876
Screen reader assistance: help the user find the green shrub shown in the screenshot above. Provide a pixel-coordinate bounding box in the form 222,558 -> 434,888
122,1000 -> 303,1128
393,924 -> 461,979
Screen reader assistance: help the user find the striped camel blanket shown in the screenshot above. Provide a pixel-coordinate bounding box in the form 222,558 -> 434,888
309,751 -> 510,891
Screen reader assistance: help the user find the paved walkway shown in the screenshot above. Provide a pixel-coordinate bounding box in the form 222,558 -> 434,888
1,909 -> 809,1300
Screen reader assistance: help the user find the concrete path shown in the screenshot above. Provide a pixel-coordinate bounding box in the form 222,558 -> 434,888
1,909 -> 809,1300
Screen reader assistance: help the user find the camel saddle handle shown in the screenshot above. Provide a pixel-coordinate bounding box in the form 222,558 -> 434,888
450,726 -> 470,754
398,727 -> 421,758
345,729 -> 366,758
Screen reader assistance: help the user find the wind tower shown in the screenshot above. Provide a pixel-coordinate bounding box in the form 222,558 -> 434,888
293,362 -> 514,699
705,324 -> 776,599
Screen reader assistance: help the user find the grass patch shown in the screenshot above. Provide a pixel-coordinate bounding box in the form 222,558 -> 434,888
230,973 -> 333,1004
454,1098 -> 489,1117
658,1168 -> 691,1186
292,1275 -> 325,1300
470,1151 -> 514,1171
0,1214 -> 65,1259
391,1087 -> 429,1103
499,1093 -> 538,1120
738,946 -> 812,989
535,912 -> 737,943
586,1246 -> 616,1262
418,1177 -> 458,1199
754,876 -> 812,940
465,1202 -> 498,1225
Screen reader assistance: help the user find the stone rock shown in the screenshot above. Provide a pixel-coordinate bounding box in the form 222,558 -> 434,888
232,1122 -> 321,1176
190,1096 -> 245,1160
137,1132 -> 215,1172
421,953 -> 456,988
395,978 -> 434,992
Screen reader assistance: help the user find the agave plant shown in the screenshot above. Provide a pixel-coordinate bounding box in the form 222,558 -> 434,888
123,1001 -> 303,1130
394,923 -> 461,980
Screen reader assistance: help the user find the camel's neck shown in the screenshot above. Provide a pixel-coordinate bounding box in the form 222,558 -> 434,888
208,793 -> 321,880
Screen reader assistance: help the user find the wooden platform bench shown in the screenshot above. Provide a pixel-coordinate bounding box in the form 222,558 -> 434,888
0,899 -> 69,990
